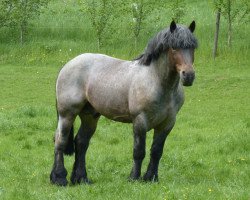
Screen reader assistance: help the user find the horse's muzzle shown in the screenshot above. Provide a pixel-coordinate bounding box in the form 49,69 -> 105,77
181,71 -> 195,86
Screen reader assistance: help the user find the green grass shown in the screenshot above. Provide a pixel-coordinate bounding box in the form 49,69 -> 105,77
0,0 -> 249,199
0,59 -> 249,199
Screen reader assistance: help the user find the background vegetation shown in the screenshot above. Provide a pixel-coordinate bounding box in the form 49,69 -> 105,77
0,0 -> 249,199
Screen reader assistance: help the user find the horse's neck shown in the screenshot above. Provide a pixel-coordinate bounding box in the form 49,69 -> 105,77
153,54 -> 180,91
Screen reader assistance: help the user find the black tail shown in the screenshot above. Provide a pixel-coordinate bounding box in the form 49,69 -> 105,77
55,100 -> 75,156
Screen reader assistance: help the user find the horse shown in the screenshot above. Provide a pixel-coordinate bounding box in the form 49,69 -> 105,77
50,20 -> 198,186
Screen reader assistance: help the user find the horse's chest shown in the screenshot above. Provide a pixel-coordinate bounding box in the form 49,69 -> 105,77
158,100 -> 176,118
145,97 -> 179,129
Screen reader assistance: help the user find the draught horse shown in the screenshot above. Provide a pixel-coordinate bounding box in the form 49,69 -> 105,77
50,21 -> 198,186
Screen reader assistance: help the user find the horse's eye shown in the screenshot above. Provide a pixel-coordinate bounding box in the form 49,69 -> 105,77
171,48 -> 177,53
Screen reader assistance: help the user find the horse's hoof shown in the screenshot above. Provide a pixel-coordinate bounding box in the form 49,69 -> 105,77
71,174 -> 93,185
128,170 -> 141,182
51,177 -> 68,186
83,178 -> 93,185
128,175 -> 141,182
71,178 -> 93,185
50,169 -> 68,186
50,174 -> 68,186
143,173 -> 159,182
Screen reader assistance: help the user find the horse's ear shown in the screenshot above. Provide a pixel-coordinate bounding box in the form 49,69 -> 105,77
189,20 -> 195,33
170,20 -> 177,33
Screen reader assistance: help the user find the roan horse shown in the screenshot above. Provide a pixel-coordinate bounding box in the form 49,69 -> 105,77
50,21 -> 198,186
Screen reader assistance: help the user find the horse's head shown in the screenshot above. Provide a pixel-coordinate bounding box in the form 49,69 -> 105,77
167,21 -> 196,86
168,47 -> 195,86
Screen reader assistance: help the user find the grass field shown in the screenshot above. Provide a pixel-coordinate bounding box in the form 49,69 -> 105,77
0,0 -> 249,199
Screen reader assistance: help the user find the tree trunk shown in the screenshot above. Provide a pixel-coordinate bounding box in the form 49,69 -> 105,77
228,17 -> 232,47
97,37 -> 100,51
213,9 -> 221,59
20,21 -> 27,44
134,36 -> 138,50
227,0 -> 232,47
20,25 -> 23,44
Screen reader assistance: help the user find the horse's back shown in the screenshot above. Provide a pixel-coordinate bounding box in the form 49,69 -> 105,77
82,54 -> 136,122
56,53 -> 128,89
56,53 -> 134,117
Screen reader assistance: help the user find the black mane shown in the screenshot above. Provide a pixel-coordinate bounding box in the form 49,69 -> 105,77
135,24 -> 198,66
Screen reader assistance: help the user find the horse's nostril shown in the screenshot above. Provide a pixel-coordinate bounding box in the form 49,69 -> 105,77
182,71 -> 186,76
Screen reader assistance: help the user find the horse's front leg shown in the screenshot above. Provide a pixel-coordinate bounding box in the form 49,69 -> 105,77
129,115 -> 147,180
143,124 -> 174,182
50,115 -> 75,186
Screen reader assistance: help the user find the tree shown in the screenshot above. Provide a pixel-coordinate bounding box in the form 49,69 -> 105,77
213,8 -> 221,59
213,0 -> 250,47
130,0 -> 155,49
131,1 -> 144,49
0,0 -> 50,44
78,0 -> 114,50
0,0 -> 13,27
167,0 -> 186,23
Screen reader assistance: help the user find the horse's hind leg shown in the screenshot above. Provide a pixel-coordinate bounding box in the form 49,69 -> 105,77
71,112 -> 100,185
50,114 -> 76,186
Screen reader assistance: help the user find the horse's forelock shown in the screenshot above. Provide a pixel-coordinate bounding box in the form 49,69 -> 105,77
135,24 -> 198,66
163,25 -> 198,50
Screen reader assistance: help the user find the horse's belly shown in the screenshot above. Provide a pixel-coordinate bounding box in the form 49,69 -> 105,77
93,104 -> 132,123
87,86 -> 132,122
102,113 -> 132,123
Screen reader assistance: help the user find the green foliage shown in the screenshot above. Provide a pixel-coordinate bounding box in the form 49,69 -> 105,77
78,0 -> 115,50
212,0 -> 250,46
127,0 -> 157,49
0,0 -> 50,43
130,1 -> 145,49
213,0 -> 249,23
130,0 -> 154,48
0,56 -> 249,199
0,0 -> 13,27
238,0 -> 250,23
131,1 -> 144,39
167,0 -> 186,23
0,1 -> 249,199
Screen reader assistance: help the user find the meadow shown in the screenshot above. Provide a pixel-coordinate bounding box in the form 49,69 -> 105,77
0,0 -> 249,199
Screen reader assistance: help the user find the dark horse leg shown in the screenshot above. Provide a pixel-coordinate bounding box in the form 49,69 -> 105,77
143,125 -> 174,182
71,112 -> 100,185
50,114 -> 75,186
129,115 -> 147,180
